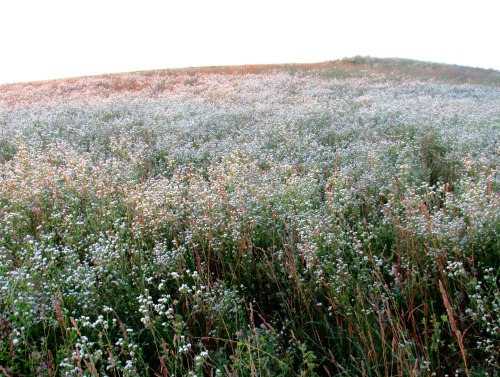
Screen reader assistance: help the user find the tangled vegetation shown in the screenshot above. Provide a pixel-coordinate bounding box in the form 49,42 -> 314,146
0,57 -> 499,376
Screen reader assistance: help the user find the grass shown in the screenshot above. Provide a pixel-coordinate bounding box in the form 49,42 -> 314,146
0,57 -> 499,376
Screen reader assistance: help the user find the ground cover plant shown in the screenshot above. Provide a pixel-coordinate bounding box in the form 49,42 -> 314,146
0,57 -> 499,376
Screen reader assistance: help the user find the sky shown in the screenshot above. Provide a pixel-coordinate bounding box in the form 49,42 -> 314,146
1,0 -> 499,84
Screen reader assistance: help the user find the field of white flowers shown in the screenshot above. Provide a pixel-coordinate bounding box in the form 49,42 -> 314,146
0,57 -> 499,376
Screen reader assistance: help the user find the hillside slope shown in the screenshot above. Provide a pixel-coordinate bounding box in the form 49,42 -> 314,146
0,57 -> 499,376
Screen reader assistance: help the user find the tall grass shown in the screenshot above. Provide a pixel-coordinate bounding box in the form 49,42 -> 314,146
0,58 -> 499,376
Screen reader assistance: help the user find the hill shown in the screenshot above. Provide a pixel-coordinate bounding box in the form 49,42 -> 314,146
0,57 -> 499,376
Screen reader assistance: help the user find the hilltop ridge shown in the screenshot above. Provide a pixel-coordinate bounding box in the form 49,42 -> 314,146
2,56 -> 499,110
1,56 -> 499,90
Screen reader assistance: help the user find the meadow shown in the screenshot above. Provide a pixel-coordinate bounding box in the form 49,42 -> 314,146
0,57 -> 499,376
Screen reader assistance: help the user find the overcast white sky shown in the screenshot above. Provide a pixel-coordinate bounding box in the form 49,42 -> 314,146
1,0 -> 499,84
